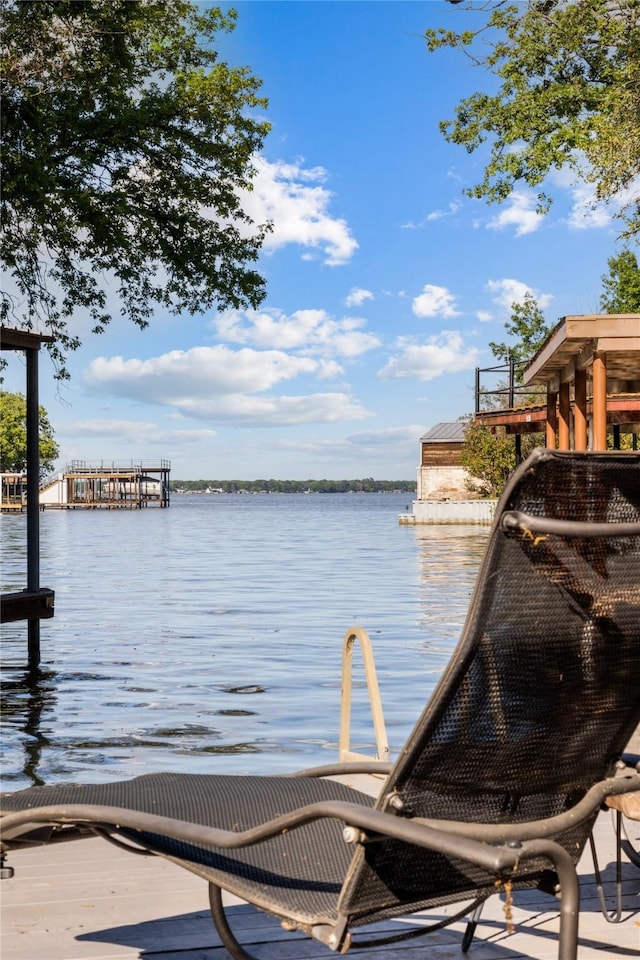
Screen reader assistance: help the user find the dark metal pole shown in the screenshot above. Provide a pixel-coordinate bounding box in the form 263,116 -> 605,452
508,355 -> 515,408
515,433 -> 522,465
474,367 -> 480,415
25,346 -> 41,667
613,424 -> 621,450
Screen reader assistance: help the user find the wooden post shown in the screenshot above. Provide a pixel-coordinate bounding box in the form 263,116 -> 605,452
558,382 -> 571,450
592,352 -> 607,451
574,367 -> 587,451
546,389 -> 558,449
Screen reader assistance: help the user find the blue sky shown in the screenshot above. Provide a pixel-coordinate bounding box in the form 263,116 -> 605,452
4,1 -> 635,480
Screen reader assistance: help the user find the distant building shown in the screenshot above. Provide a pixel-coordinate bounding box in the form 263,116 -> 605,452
416,422 -> 474,501
400,422 -> 495,524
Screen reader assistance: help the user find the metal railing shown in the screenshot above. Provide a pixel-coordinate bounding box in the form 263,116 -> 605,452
474,360 -> 545,414
67,460 -> 171,473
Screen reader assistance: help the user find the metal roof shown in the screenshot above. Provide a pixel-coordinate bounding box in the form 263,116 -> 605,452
420,422 -> 466,443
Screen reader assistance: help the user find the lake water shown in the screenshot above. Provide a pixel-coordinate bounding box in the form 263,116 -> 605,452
0,495 -> 489,790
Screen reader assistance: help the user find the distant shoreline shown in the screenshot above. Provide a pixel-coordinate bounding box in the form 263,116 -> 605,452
171,481 -> 416,495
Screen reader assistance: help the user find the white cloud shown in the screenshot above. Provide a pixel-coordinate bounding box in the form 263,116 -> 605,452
271,425 -> 424,462
344,287 -> 374,307
486,279 -> 553,312
549,165 -> 640,231
487,191 -> 544,236
241,157 -> 358,265
214,307 -> 380,358
59,418 -> 217,444
85,346 -> 319,399
82,345 -> 373,426
426,200 -> 461,222
403,201 -> 462,228
476,310 -> 493,322
412,284 -> 461,319
172,392 -> 372,425
377,331 -> 479,382
558,174 -> 640,231
343,425 -> 424,448
565,181 -> 613,229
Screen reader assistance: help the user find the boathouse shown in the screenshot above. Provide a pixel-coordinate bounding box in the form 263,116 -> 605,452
38,460 -> 171,509
416,422 -> 472,500
476,313 -> 640,449
400,422 -> 495,525
2,462 -> 172,510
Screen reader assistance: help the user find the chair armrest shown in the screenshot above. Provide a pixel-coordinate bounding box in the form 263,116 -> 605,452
502,511 -> 640,539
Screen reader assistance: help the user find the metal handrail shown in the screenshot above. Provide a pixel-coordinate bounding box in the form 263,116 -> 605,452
339,626 -> 391,764
502,511 -> 640,539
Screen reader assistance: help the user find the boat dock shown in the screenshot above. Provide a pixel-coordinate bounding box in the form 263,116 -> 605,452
1,461 -> 172,511
2,790 -> 638,960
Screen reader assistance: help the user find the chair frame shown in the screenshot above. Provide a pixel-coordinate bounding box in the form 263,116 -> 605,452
2,450 -> 640,960
2,765 -> 640,959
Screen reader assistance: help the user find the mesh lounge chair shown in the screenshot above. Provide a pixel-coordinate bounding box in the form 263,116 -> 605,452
2,449 -> 640,960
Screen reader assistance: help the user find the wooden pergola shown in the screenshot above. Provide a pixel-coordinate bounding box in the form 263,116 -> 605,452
523,314 -> 639,450
476,314 -> 640,451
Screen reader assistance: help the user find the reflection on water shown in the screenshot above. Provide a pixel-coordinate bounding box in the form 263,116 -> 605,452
1,496 -> 489,788
0,667 -> 57,787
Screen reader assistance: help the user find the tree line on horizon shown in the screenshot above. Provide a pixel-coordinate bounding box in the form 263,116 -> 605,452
171,478 -> 416,494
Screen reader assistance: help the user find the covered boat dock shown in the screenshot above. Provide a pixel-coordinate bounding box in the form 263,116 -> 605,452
476,313 -> 640,449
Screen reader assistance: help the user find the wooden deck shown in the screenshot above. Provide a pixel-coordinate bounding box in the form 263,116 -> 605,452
2,804 -> 638,960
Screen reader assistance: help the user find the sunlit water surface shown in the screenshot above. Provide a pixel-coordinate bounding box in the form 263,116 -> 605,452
1,494 -> 489,789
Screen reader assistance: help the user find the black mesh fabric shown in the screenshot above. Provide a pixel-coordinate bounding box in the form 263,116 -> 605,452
338,451 -> 640,922
0,773 -> 365,925
2,451 -> 639,935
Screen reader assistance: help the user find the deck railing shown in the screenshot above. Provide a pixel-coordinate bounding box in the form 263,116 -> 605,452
67,460 -> 171,474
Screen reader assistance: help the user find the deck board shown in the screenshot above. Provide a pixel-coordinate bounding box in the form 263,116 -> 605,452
2,809 -> 638,960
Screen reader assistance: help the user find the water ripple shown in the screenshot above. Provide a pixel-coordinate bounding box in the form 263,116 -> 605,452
1,495 -> 488,787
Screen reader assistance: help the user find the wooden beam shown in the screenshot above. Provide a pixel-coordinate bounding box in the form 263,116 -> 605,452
0,588 -> 55,624
559,358 -> 577,384
566,315 -> 640,339
595,337 -> 640,352
0,326 -> 55,351
576,341 -> 594,370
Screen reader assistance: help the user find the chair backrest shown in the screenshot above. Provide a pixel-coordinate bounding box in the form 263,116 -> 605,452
339,450 -> 640,922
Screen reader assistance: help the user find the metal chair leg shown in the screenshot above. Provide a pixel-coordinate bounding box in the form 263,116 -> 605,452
461,900 -> 484,952
208,883 -> 259,960
589,815 -> 624,923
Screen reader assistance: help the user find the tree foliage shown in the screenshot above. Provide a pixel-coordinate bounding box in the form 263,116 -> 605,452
0,390 -> 59,477
1,1 -> 270,376
428,1 -> 640,237
488,292 -> 551,369
460,419 -> 543,498
459,420 -> 516,498
171,478 -> 416,494
466,292 -> 548,494
599,248 -> 640,312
